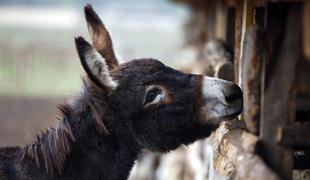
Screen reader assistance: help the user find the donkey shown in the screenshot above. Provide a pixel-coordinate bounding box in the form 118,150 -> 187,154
0,5 -> 243,180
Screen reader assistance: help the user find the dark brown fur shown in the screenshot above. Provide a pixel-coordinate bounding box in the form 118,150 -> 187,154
0,59 -> 220,179
84,4 -> 118,70
0,5 -> 243,180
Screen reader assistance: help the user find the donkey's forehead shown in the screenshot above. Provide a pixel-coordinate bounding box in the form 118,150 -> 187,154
111,58 -> 189,87
116,59 -> 166,74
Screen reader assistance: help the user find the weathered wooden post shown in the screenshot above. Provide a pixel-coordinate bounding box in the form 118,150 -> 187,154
241,26 -> 264,135
260,3 -> 302,179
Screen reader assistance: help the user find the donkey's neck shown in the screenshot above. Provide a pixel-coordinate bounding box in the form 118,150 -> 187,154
22,93 -> 139,180
61,98 -> 139,180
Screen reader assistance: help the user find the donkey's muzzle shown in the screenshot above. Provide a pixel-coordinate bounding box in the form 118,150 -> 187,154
201,76 -> 243,124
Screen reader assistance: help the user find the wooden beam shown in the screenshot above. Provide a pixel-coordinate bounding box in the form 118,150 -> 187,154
234,0 -> 244,83
208,122 -> 281,179
238,0 -> 254,87
242,25 -> 264,135
260,3 -> 302,179
239,2 -> 266,134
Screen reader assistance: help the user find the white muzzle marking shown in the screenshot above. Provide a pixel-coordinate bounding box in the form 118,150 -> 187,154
201,76 -> 242,124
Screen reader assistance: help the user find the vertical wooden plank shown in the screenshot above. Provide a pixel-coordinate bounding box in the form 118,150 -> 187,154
260,3 -> 302,179
304,0 -> 310,60
234,0 -> 244,83
240,0 -> 265,134
234,0 -> 254,86
242,25 -> 264,135
243,0 -> 254,29
239,0 -> 254,88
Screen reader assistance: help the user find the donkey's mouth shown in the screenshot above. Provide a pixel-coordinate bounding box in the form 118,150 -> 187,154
203,109 -> 242,125
201,98 -> 243,124
218,107 -> 243,121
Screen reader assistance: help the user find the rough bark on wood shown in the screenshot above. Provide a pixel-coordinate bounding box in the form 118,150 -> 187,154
207,121 -> 281,180
241,25 -> 264,134
233,153 -> 281,180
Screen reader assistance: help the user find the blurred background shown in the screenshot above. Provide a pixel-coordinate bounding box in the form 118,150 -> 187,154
0,0 -> 189,97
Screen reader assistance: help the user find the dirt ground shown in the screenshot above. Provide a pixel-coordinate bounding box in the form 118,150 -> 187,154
0,96 -> 63,147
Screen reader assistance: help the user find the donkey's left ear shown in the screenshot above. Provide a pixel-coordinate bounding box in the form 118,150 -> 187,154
84,4 -> 118,71
75,36 -> 118,91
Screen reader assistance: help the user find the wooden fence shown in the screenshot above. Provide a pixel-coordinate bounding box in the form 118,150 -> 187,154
172,0 -> 310,179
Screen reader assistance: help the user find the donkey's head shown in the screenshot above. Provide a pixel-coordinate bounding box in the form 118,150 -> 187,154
75,5 -> 243,152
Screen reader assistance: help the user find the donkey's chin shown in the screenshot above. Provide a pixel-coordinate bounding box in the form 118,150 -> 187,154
218,102 -> 243,121
202,102 -> 243,125
217,108 -> 242,121
205,111 -> 241,125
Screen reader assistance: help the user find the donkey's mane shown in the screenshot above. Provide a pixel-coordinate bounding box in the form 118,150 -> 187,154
21,79 -> 110,175
21,105 -> 75,175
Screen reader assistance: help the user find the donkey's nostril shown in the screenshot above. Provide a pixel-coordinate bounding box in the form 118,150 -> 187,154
225,84 -> 243,104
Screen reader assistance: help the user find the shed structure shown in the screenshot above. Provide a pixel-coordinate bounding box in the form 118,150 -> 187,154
171,0 -> 310,179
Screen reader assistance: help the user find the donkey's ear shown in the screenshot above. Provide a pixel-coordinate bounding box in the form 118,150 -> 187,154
84,4 -> 118,71
75,36 -> 118,91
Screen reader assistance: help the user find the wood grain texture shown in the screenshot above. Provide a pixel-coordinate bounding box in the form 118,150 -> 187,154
260,3 -> 302,179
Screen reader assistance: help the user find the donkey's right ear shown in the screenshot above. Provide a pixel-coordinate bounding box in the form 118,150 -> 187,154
75,36 -> 118,91
84,4 -> 118,71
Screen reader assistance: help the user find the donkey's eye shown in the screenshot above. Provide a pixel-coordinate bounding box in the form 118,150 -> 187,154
144,88 -> 162,105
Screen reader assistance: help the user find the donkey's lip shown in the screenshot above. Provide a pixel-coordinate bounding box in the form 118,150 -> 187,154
219,108 -> 243,121
200,108 -> 242,125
